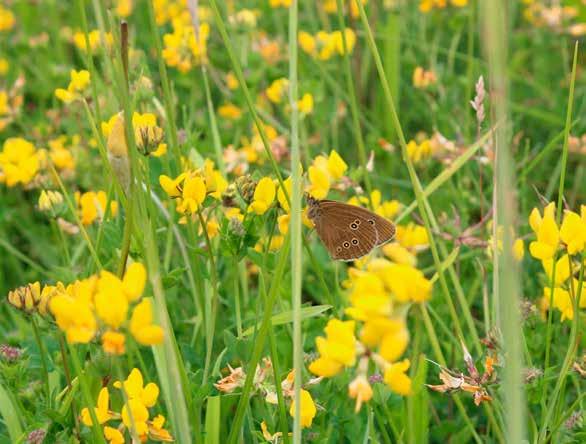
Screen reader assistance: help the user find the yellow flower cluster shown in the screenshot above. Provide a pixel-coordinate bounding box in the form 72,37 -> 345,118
298,28 -> 357,60
159,159 -> 227,215
0,5 -> 15,32
406,138 -> 434,164
0,137 -> 40,187
419,0 -> 468,13
162,16 -> 210,73
323,0 -> 367,18
529,203 -> 586,322
80,368 -> 173,442
266,77 -> 289,104
114,0 -> 133,18
412,66 -> 437,89
309,220 -> 433,410
72,30 -> 114,53
306,150 -> 348,199
49,263 -> 163,353
55,69 -> 91,104
152,0 -> 211,27
47,135 -> 77,172
75,190 -> 119,226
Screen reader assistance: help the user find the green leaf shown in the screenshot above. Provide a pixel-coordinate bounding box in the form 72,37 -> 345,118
241,305 -> 332,337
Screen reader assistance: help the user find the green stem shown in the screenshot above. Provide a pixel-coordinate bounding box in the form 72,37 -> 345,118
227,237 -> 291,444
31,316 -> 51,408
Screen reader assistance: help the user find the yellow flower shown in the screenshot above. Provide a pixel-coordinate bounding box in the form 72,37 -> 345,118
130,299 -> 164,345
0,6 -> 16,32
121,399 -> 149,436
332,28 -> 356,55
69,69 -> 91,91
383,263 -> 432,303
298,31 -> 316,56
383,242 -> 417,266
104,426 -> 125,444
55,88 -> 75,103
248,177 -> 276,215
541,254 -> 571,286
49,279 -> 98,344
412,67 -> 437,89
132,112 -> 164,153
307,164 -> 330,199
38,190 -> 64,212
396,223 -> 429,251
513,238 -> 525,261
406,138 -> 433,162
115,0 -> 133,17
226,71 -> 239,90
289,389 -> 316,428
543,287 -> 573,321
179,175 -> 207,213
346,272 -> 392,320
0,58 -> 8,76
383,359 -> 412,396
327,149 -> 348,179
560,208 -> 586,255
149,414 -> 174,442
81,387 -> 113,426
298,93 -> 314,115
77,190 -> 118,225
266,78 -> 289,104
162,22 -> 210,72
159,173 -> 186,198
277,176 -> 292,212
102,330 -> 126,355
115,368 -> 160,408
0,137 -> 40,187
95,271 -> 129,329
309,319 -> 356,377
7,282 -> 42,313
378,320 -> 410,362
73,30 -> 113,52
218,103 -> 243,120
529,203 -> 559,260
122,262 -> 147,302
348,375 -> 373,412
269,0 -> 292,7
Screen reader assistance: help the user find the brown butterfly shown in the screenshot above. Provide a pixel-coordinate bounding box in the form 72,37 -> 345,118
307,195 -> 396,261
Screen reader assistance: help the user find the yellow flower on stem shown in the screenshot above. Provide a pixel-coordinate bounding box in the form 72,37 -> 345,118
103,426 -> 124,444
395,223 -> 429,251
560,208 -> 586,255
159,173 -> 186,198
297,93 -> 314,115
542,254 -> 571,286
309,319 -> 356,377
248,177 -> 276,215
122,262 -> 147,302
218,103 -> 243,120
115,367 -> 160,408
179,175 -> 207,214
266,78 -> 289,104
132,112 -> 164,154
0,137 -> 40,187
307,162 -> 330,199
383,359 -> 412,396
149,415 -> 174,442
327,149 -> 348,179
130,299 -> 164,345
529,203 -> 559,260
76,190 -> 118,225
49,281 -> 97,344
359,317 -> 409,362
81,387 -> 113,426
7,282 -> 42,313
346,272 -> 392,320
121,399 -> 149,436
289,389 -> 316,428
95,271 -> 129,329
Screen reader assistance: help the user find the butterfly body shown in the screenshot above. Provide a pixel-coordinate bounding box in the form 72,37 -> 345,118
307,196 -> 396,261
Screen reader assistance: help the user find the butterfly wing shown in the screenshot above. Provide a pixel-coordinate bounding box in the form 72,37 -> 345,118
321,200 -> 396,247
314,201 -> 383,261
